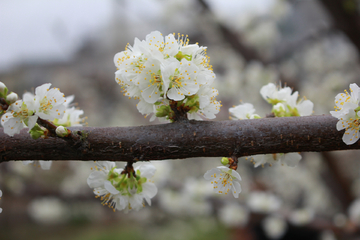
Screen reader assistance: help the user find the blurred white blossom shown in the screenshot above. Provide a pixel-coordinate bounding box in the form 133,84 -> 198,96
288,208 -> 314,226
28,197 -> 68,224
218,203 -> 249,228
247,191 -> 281,214
262,215 -> 287,239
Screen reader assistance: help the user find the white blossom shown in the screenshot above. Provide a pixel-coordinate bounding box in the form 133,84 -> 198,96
1,83 -> 67,137
262,215 -> 287,239
218,203 -> 249,228
204,166 -> 242,198
53,95 -> 84,127
330,83 -> 360,118
247,191 -> 281,214
34,83 -> 66,120
260,83 -> 292,105
1,96 -> 38,136
330,83 -> 360,145
28,197 -> 68,224
87,162 -> 157,213
114,31 -> 219,121
162,58 -> 199,101
288,208 -> 314,226
229,103 -> 260,120
188,86 -> 221,120
260,82 -> 313,117
250,153 -> 302,168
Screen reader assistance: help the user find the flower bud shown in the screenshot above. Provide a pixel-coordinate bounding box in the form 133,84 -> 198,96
155,105 -> 170,118
0,82 -> 6,93
6,92 -> 18,104
221,157 -> 230,166
29,124 -> 46,140
272,103 -> 287,117
0,82 -> 7,97
56,126 -> 69,137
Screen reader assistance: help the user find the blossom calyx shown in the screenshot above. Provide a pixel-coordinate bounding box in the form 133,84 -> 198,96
29,124 -> 48,140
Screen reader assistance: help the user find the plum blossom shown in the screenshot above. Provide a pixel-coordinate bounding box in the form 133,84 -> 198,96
218,203 -> 249,227
260,83 -> 313,117
113,31 -> 220,122
1,83 -> 66,136
250,153 -> 302,168
229,103 -> 260,120
87,162 -> 157,213
247,191 -> 281,214
262,215 -> 287,239
204,166 -> 242,198
330,83 -> 360,145
53,95 -> 84,127
1,96 -> 37,136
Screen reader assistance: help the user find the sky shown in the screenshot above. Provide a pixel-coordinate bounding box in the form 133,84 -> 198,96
0,0 -> 273,73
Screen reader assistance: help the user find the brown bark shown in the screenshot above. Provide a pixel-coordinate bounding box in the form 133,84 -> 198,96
0,115 -> 358,162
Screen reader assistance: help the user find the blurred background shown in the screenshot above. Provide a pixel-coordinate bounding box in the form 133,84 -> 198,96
1,0 -> 360,239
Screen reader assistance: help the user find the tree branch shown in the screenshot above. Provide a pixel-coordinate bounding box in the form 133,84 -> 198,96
0,115 -> 358,162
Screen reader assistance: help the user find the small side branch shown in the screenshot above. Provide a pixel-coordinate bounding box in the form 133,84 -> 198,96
0,115 -> 358,162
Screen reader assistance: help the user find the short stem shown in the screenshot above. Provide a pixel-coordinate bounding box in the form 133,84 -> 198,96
0,97 -> 9,111
122,161 -> 136,178
169,100 -> 190,122
37,118 -> 58,137
229,156 -> 238,170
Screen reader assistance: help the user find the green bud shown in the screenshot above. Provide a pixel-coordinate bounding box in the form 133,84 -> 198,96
221,157 -> 230,166
156,105 -> 171,118
0,82 -> 8,98
184,95 -> 200,113
29,124 -> 46,140
272,103 -> 287,117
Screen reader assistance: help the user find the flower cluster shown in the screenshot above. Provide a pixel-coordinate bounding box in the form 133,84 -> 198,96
0,82 -> 85,170
87,161 -> 157,213
53,95 -> 85,127
1,83 -> 66,136
228,83 -> 309,168
260,83 -> 313,117
114,31 -> 220,121
330,83 -> 360,145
